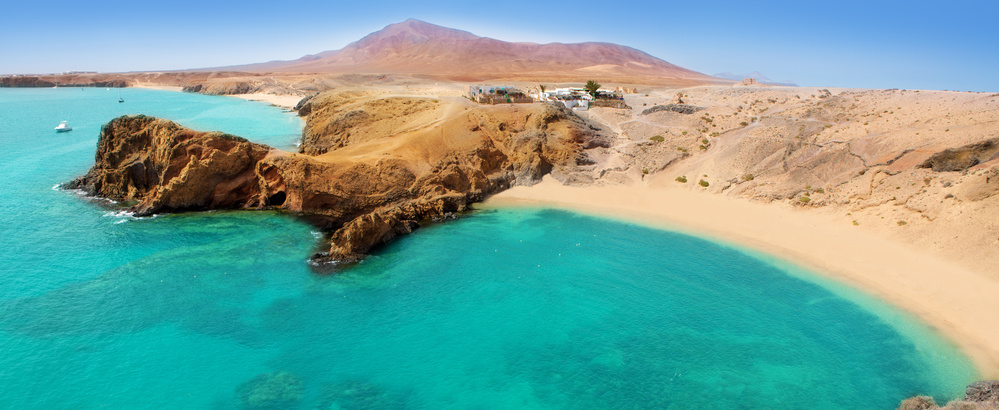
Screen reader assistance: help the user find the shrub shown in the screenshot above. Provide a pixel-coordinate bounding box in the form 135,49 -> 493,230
677,147 -> 688,153
742,174 -> 754,181
676,176 -> 687,183
642,168 -> 649,175
799,196 -> 811,204
897,220 -> 908,226
740,121 -> 748,126
701,138 -> 709,145
852,220 -> 859,226
681,131 -> 688,135
698,179 -> 709,187
814,187 -> 825,194
699,145 -> 707,150
650,135 -> 664,142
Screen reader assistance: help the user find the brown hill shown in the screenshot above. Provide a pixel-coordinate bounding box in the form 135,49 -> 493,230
228,19 -> 724,85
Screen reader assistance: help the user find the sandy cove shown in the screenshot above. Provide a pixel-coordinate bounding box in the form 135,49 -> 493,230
484,178 -> 999,378
130,84 -> 304,109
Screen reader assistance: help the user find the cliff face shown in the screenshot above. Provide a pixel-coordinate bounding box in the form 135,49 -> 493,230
71,93 -> 611,266
0,75 -> 126,88
66,115 -> 273,215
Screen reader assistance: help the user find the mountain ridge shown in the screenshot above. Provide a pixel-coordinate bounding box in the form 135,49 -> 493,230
218,19 -> 726,85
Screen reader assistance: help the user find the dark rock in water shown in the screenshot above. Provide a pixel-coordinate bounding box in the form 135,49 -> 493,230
965,380 -> 999,403
641,104 -> 702,115
235,371 -> 304,410
317,379 -> 408,410
919,137 -> 999,172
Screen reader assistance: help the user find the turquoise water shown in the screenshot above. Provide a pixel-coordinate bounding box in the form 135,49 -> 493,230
0,88 -> 977,409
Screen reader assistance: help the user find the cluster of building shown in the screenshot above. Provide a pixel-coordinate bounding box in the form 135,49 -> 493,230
468,85 -> 626,111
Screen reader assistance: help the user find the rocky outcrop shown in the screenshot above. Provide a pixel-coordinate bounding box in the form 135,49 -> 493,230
71,95 -> 610,268
66,115 -> 273,216
641,104 -> 702,115
1,76 -> 56,87
919,138 -> 999,172
898,380 -> 999,409
182,81 -> 254,95
0,76 -> 126,88
965,381 -> 999,403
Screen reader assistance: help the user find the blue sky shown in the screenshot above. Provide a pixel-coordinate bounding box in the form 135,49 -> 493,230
2,0 -> 996,91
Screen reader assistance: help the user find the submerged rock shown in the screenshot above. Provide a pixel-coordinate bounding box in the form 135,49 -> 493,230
235,371 -> 304,410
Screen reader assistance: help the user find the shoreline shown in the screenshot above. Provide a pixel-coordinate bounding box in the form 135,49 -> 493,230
129,85 -> 304,110
482,177 -> 999,378
226,93 -> 304,110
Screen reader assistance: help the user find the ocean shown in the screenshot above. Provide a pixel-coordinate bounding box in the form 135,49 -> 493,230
0,88 -> 978,409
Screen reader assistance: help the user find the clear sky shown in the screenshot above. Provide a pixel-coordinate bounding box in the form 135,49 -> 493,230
2,0 -> 997,91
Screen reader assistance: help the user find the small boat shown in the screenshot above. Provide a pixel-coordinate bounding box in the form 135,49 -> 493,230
55,121 -> 72,132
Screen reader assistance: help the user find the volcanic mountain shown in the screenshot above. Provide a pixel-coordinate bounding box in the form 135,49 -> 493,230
228,19 -> 723,85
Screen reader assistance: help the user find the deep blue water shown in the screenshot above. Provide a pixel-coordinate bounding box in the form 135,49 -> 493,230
0,88 -> 977,409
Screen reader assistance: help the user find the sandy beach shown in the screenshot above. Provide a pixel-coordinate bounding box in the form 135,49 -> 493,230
131,84 -> 304,109
227,93 -> 304,109
484,178 -> 999,378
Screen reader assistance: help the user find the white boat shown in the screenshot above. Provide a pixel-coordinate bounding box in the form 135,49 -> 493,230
55,121 -> 72,132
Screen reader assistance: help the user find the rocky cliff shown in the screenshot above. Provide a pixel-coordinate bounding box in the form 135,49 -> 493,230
66,115 -> 273,215
898,380 -> 999,409
70,94 -> 611,267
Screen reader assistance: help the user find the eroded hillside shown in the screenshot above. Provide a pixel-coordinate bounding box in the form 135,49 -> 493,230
574,86 -> 999,276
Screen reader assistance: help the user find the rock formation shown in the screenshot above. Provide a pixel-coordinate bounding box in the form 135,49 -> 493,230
70,93 -> 611,267
898,380 -> 999,409
66,115 -> 272,215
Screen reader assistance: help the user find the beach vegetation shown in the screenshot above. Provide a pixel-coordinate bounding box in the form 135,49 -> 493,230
650,135 -> 664,142
698,179 -> 709,187
676,176 -> 687,183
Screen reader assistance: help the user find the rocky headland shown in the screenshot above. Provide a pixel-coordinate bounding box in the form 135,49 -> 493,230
69,92 -> 611,266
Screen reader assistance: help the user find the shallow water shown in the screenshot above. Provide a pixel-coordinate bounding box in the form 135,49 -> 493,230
0,88 -> 977,409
